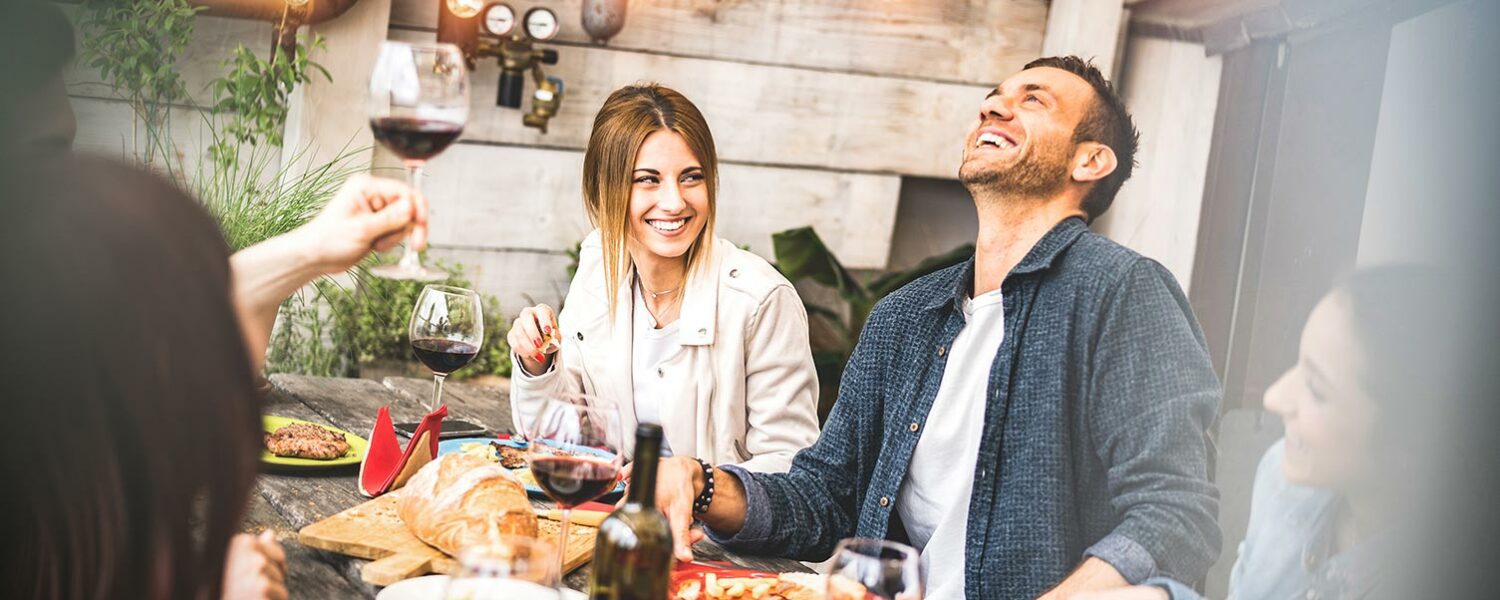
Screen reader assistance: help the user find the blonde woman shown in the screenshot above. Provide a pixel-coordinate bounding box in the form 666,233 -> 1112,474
508,84 -> 819,473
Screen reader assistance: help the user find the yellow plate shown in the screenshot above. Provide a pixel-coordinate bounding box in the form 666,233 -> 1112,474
261,415 -> 368,467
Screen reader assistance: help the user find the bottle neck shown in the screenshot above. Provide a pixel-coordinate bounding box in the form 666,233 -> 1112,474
629,436 -> 661,506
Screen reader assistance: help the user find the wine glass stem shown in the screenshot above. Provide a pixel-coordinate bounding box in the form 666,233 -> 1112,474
428,373 -> 446,412
555,508 -> 572,584
397,163 -> 425,269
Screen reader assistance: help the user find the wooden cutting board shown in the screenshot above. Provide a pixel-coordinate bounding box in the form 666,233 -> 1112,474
297,492 -> 596,587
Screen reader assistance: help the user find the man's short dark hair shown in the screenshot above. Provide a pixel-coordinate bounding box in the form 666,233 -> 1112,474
1023,56 -> 1139,221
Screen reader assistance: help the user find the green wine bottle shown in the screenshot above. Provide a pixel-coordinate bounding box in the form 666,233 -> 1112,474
588,423 -> 673,600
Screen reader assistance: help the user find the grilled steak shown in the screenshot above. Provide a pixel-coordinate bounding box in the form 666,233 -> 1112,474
492,441 -> 528,469
264,423 -> 350,460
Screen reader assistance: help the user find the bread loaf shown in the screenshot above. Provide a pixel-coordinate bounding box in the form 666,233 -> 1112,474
398,453 -> 538,555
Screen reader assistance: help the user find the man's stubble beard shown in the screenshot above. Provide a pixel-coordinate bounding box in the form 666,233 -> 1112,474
959,136 -> 1074,201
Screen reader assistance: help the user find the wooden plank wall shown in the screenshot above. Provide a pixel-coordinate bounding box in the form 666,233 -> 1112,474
60,5 -> 278,175
386,0 -> 1046,313
62,0 -> 1049,316
1093,35 -> 1222,293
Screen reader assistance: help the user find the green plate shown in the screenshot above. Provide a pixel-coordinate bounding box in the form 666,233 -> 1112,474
261,415 -> 368,468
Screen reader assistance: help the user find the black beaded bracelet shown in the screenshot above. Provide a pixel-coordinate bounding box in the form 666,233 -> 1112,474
692,458 -> 715,514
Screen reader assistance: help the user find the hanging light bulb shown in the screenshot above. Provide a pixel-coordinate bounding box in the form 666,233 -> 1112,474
446,0 -> 484,19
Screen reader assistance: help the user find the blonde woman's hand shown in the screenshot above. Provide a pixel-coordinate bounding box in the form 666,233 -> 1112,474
221,530 -> 287,600
508,304 -> 559,376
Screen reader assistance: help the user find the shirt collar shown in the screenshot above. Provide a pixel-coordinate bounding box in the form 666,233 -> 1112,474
923,216 -> 1090,312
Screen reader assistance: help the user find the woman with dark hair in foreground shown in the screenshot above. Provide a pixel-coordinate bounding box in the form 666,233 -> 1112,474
0,156 -> 426,599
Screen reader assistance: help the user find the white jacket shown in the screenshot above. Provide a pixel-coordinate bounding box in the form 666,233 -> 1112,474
510,231 -> 820,473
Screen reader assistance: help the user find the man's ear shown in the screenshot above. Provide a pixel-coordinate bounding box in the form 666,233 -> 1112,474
1071,142 -> 1117,184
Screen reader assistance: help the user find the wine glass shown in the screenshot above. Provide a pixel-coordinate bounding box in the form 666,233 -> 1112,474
409,285 -> 483,413
527,396 -> 623,580
368,40 -> 469,281
443,536 -> 560,599
827,538 -> 923,600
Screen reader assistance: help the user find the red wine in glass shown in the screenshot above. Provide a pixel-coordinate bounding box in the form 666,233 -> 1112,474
410,338 -> 479,374
367,41 -> 468,281
529,455 -> 620,508
370,117 -> 464,163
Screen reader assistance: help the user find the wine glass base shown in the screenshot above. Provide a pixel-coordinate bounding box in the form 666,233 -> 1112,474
369,263 -> 448,281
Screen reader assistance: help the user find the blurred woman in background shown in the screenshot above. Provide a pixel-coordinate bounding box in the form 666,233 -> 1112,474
508,84 -> 820,472
1078,266 -> 1469,600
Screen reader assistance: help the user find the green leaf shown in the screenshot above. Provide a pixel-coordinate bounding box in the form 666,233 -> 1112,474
867,243 -> 975,298
771,226 -> 869,305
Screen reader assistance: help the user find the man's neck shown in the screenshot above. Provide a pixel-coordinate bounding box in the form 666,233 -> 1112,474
971,197 -> 1086,297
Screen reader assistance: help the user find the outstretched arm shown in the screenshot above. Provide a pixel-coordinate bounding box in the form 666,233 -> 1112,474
230,175 -> 427,370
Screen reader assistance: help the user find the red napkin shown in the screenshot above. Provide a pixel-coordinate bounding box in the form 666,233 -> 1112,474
358,405 -> 447,497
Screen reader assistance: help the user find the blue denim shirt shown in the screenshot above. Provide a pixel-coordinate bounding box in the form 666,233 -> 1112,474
1149,441 -> 1385,600
710,217 -> 1222,598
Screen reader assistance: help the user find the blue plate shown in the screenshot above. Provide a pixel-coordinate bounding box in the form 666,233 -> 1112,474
437,437 -> 625,498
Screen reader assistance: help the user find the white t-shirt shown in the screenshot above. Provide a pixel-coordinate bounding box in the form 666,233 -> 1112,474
632,284 -> 680,455
896,289 -> 1005,598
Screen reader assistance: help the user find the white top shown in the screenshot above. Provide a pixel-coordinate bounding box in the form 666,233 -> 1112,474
631,284 -> 680,455
896,289 -> 1006,599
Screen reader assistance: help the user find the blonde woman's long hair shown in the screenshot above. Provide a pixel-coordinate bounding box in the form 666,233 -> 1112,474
582,84 -> 718,318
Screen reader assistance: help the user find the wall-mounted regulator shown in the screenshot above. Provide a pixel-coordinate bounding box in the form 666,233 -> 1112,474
439,0 -> 564,133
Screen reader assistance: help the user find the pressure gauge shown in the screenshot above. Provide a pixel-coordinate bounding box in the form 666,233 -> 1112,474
482,3 -> 516,37
523,7 -> 560,41
445,0 -> 483,19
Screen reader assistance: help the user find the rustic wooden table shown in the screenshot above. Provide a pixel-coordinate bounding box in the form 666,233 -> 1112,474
249,374 -> 811,598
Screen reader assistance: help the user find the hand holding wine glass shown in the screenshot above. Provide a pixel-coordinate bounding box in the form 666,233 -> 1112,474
368,40 -> 468,281
295,174 -> 429,274
526,396 -> 623,579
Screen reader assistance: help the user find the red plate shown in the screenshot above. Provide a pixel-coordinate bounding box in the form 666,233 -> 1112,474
670,561 -> 782,598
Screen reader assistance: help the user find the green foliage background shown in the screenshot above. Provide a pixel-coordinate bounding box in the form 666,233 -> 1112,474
80,0 -> 511,380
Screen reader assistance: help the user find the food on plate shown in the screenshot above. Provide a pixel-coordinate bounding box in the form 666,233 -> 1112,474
263,422 -> 350,459
494,441 -> 529,468
675,572 -> 824,600
397,453 -> 538,555
458,441 -> 498,462
457,440 -> 530,469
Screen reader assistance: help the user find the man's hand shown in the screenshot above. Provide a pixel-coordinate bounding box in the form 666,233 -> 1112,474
655,456 -> 708,561
221,530 -> 287,600
1071,586 -> 1169,600
294,173 -> 428,275
1038,557 -> 1131,599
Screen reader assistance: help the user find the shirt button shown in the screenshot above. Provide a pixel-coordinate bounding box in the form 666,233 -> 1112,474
729,269 -> 739,278
576,332 -> 584,341
909,422 -> 920,433
697,327 -> 707,336
878,496 -> 890,507
657,367 -> 665,378
937,345 -> 946,357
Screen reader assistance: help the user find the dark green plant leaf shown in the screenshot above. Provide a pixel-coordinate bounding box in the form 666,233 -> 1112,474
771,227 -> 868,305
867,243 -> 975,298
